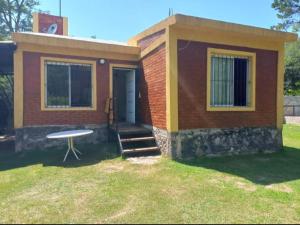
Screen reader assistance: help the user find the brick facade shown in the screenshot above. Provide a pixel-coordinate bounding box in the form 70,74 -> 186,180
178,40 -> 278,130
38,14 -> 64,35
138,29 -> 165,51
139,44 -> 166,129
23,51 -> 137,126
22,39 -> 278,132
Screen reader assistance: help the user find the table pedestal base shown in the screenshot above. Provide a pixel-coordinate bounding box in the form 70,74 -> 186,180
64,137 -> 82,162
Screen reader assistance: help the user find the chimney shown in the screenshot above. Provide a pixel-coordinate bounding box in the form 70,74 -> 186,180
32,13 -> 68,36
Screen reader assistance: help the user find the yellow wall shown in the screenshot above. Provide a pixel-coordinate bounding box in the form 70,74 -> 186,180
164,26 -> 288,131
277,45 -> 285,129
14,15 -> 294,131
14,50 -> 23,129
130,14 -> 296,131
166,27 -> 179,132
32,13 -> 39,33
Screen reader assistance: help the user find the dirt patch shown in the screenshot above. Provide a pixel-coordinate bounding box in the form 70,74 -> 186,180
102,163 -> 125,174
235,181 -> 257,192
208,178 -> 220,185
265,184 -> 293,193
127,156 -> 161,165
210,174 -> 235,183
161,186 -> 187,199
14,187 -> 62,202
209,174 -> 257,192
134,166 -> 160,177
208,175 -> 233,186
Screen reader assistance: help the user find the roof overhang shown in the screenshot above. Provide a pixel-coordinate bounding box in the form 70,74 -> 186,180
128,14 -> 298,45
12,32 -> 141,61
0,41 -> 16,75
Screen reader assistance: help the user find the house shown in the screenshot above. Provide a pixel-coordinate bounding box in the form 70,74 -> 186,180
1,13 -> 298,158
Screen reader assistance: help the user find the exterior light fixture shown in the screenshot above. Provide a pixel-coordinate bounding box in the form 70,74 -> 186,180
99,59 -> 106,65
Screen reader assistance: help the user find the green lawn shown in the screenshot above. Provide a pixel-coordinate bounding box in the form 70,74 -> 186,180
1,125 -> 300,223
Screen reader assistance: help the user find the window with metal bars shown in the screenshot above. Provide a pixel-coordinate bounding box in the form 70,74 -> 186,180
45,61 -> 92,108
210,55 -> 250,107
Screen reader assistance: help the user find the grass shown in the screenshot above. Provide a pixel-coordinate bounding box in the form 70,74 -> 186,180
0,125 -> 300,223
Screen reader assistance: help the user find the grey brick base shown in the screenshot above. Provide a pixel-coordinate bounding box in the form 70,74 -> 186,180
143,125 -> 283,159
15,124 -> 108,152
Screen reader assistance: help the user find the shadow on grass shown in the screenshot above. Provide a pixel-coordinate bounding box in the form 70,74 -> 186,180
2,141 -> 300,186
0,142 -> 120,171
176,146 -> 300,185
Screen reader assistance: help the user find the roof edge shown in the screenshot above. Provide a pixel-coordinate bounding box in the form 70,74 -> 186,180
174,14 -> 298,42
128,14 -> 298,45
12,32 -> 141,55
128,15 -> 176,46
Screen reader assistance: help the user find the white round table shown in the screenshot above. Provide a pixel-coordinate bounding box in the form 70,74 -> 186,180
47,130 -> 94,162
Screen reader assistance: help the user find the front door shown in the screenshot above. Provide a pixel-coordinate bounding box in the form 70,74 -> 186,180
126,70 -> 136,124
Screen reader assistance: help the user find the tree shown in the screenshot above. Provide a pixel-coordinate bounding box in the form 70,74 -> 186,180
272,0 -> 300,95
0,75 -> 13,131
272,0 -> 300,32
0,0 -> 39,39
285,40 -> 300,95
0,0 -> 39,131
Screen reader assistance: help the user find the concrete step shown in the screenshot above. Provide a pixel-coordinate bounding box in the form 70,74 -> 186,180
122,146 -> 160,154
121,136 -> 155,143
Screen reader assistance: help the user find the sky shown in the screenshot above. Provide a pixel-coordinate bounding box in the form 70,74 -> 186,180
38,0 -> 281,42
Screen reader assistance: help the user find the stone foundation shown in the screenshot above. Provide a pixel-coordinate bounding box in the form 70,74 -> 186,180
142,124 -> 171,156
152,127 -> 171,157
171,127 -> 283,159
143,125 -> 283,159
15,124 -> 108,152
16,124 -> 283,158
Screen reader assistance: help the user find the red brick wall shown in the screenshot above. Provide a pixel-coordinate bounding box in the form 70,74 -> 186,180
38,14 -> 64,35
139,44 -> 166,129
23,51 -> 137,126
178,40 -> 278,130
138,29 -> 165,51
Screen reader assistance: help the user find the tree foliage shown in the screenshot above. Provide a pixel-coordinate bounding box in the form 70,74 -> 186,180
285,40 -> 300,95
272,0 -> 300,95
0,75 -> 13,131
272,0 -> 300,31
0,0 -> 39,39
0,0 -> 39,130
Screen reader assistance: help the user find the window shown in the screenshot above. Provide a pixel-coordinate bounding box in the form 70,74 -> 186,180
41,58 -> 97,110
207,48 -> 256,111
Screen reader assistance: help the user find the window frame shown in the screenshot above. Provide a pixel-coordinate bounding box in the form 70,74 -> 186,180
41,57 -> 97,111
207,48 -> 256,112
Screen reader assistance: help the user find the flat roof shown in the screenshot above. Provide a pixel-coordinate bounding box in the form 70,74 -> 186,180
11,14 -> 298,57
12,32 -> 140,57
20,32 -> 130,46
129,14 -> 298,45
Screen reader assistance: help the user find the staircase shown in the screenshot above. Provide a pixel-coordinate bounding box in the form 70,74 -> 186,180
113,124 -> 161,157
